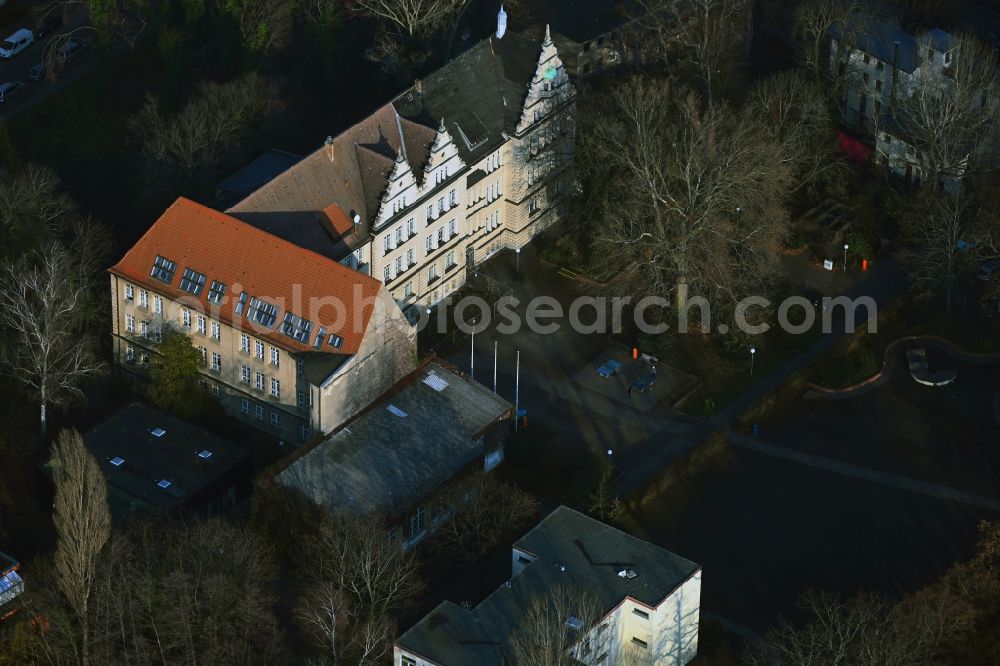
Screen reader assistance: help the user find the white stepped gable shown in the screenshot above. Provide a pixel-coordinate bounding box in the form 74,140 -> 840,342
421,118 -> 465,194
374,152 -> 418,229
516,25 -> 575,135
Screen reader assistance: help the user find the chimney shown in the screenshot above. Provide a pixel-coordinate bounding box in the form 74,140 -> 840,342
497,4 -> 507,39
414,78 -> 423,94
324,136 -> 335,162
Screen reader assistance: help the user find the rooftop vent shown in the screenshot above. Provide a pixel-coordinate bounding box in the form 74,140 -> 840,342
387,405 -> 408,418
423,372 -> 449,392
197,450 -> 213,460
618,569 -> 638,580
150,428 -> 166,438
110,457 -> 125,467
157,479 -> 172,489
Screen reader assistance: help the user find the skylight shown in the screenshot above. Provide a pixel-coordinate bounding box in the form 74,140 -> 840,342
329,334 -> 344,349
314,327 -> 327,349
110,456 -> 125,467
247,297 -> 279,327
207,280 -> 227,304
423,372 -> 449,392
151,428 -> 166,438
179,268 -> 207,295
197,449 -> 213,459
235,291 -> 248,315
150,255 -> 177,284
280,312 -> 313,343
387,404 -> 408,417
157,479 -> 172,489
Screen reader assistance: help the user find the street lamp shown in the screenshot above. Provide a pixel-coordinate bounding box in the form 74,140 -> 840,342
843,243 -> 850,272
470,318 -> 476,380
750,346 -> 756,376
515,247 -> 521,273
607,449 -> 613,467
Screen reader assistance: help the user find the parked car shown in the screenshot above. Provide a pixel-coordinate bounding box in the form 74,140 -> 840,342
0,28 -> 33,59
57,38 -> 88,63
27,61 -> 45,82
0,81 -> 24,103
978,258 -> 1000,282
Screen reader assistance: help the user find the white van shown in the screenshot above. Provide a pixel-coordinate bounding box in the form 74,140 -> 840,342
0,28 -> 34,59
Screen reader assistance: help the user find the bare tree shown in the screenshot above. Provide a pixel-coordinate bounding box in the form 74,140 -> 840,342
508,585 -> 614,666
51,428 -> 111,666
131,72 -> 281,172
305,513 -> 423,625
295,583 -> 392,666
218,0 -> 295,52
0,164 -> 77,255
634,0 -> 751,106
352,0 -> 468,37
582,76 -> 795,313
0,244 -> 104,432
793,0 -> 873,81
893,32 -> 1000,190
430,473 -> 538,566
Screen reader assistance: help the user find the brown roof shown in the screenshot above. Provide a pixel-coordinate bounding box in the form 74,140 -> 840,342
226,104 -> 437,259
109,197 -> 381,355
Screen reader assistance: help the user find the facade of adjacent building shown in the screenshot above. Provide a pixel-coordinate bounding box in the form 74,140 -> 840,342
80,403 -> 253,524
269,359 -> 513,551
0,551 -> 23,620
395,506 -> 701,666
109,198 -> 416,442
830,19 -> 965,192
225,15 -> 577,322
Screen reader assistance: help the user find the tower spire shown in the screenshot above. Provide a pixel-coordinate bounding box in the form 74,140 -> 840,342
497,4 -> 507,39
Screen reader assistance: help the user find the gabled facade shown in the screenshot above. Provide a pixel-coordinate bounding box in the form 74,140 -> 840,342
109,198 -> 416,443
226,14 -> 577,322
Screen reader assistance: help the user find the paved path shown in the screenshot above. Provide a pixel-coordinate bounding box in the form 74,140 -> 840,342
730,432 -> 1000,513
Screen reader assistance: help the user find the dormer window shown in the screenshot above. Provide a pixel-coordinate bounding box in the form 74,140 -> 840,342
207,280 -> 227,304
150,255 -> 177,284
179,268 -> 207,295
280,312 -> 313,343
247,297 -> 279,327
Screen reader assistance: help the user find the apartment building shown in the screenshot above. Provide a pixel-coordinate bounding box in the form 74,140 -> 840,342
225,11 -> 577,322
269,359 -> 513,551
395,506 -> 702,666
109,198 -> 416,442
830,19 -> 966,191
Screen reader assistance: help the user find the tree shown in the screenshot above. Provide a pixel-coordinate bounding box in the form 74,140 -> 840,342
352,0 -> 468,38
506,585 -> 653,666
0,164 -> 77,256
581,77 -> 795,313
0,244 -> 104,432
893,32 -> 1000,190
295,583 -> 393,666
50,429 -> 112,666
430,473 -> 538,566
131,71 -> 281,173
217,0 -> 294,52
587,466 -> 624,525
634,0 -> 751,106
304,513 -> 423,625
148,332 -> 207,418
793,0 -> 874,84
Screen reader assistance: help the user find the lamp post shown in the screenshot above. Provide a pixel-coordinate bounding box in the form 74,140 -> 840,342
470,318 -> 476,380
607,448 -> 613,468
750,346 -> 756,376
515,247 -> 521,274
514,350 -> 520,432
493,339 -> 498,393
843,243 -> 849,272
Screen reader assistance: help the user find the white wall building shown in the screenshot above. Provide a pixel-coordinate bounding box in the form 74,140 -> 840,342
395,506 -> 702,666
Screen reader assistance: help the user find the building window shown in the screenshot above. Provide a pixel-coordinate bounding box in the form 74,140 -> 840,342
150,255 -> 177,283
240,365 -> 250,384
207,280 -> 227,304
401,657 -> 417,666
181,309 -> 191,328
875,79 -> 882,92
255,404 -> 264,421
270,347 -> 280,367
270,410 -> 280,427
211,321 -> 221,340
437,198 -> 444,215
448,189 -> 456,206
297,390 -> 307,410
138,290 -> 148,309
448,220 -> 456,237
140,320 -> 149,338
428,263 -> 438,282
631,637 -> 648,649
124,283 -> 134,301
395,226 -> 403,245
406,249 -> 415,266
240,334 -> 250,353
404,281 -> 414,297
270,378 -> 280,398
395,256 -> 403,274
425,236 -> 432,253
384,265 -> 391,282
125,344 -> 135,362
529,197 -> 540,214
197,316 -> 206,335
383,235 -> 391,254
126,314 -> 135,334
632,608 -> 650,619
255,340 -> 264,360
255,372 -> 265,391
410,506 -> 426,536
179,268 -> 207,295
298,423 -> 310,441
153,295 -> 163,315
407,218 -> 415,236
426,204 -> 433,222
211,384 -> 221,397
198,346 -> 207,365
247,297 -> 279,328
446,251 -> 456,269
211,352 -> 222,372
241,398 -> 250,415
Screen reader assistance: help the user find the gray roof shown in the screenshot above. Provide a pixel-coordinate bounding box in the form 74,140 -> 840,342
535,0 -> 639,43
226,31 -> 546,262
275,361 -> 512,515
215,149 -> 302,207
396,507 -> 700,666
832,18 -> 956,75
81,403 -> 248,512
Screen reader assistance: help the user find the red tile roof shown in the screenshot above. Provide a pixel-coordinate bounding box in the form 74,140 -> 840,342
110,198 -> 382,355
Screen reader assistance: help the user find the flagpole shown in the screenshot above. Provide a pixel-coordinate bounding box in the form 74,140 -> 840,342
493,340 -> 498,393
514,349 -> 520,432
